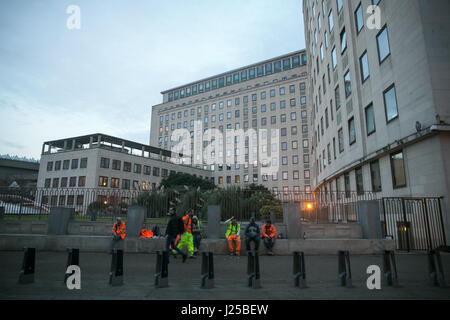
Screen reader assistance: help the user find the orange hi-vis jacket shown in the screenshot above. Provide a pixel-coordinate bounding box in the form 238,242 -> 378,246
261,224 -> 276,238
112,222 -> 126,239
139,229 -> 154,239
182,214 -> 192,234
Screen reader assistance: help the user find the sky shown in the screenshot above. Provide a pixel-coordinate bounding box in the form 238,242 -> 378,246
0,0 -> 305,160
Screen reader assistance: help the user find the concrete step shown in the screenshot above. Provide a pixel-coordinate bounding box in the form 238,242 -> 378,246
0,234 -> 394,255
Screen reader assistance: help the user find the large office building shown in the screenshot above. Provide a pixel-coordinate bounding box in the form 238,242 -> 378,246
150,50 -> 312,194
302,0 -> 450,206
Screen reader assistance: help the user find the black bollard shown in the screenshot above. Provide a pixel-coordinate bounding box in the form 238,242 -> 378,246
200,252 -> 214,289
428,250 -> 446,287
382,250 -> 399,287
338,250 -> 352,287
19,247 -> 35,284
247,251 -> 261,289
293,252 -> 307,288
155,250 -> 169,288
109,249 -> 123,286
64,248 -> 80,283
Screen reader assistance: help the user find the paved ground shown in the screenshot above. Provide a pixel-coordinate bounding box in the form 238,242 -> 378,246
0,250 -> 449,300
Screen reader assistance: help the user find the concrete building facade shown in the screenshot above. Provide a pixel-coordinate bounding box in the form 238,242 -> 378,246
150,50 -> 312,194
302,0 -> 450,240
36,133 -> 212,207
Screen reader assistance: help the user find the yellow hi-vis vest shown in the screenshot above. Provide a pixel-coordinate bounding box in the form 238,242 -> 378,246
225,222 -> 240,238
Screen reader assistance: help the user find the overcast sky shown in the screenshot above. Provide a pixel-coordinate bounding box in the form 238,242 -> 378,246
0,0 -> 305,160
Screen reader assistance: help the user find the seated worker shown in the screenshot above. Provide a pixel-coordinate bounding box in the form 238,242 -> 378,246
261,219 -> 277,255
165,207 -> 187,263
110,217 -> 126,252
224,216 -> 241,256
191,215 -> 202,255
139,224 -> 154,239
245,217 -> 260,252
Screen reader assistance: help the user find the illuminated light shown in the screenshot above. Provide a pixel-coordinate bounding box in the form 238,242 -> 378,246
306,203 -> 313,210
104,201 -> 108,205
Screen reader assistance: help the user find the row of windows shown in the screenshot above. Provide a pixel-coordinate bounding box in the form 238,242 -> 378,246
99,157 -> 178,177
44,176 -> 86,188
166,55 -> 307,102
315,82 -> 398,164
326,149 -> 406,197
161,92 -> 307,123
216,169 -> 311,184
46,158 -> 88,171
159,108 -> 307,135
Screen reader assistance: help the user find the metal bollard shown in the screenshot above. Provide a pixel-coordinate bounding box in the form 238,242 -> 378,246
338,250 -> 352,287
19,247 -> 35,284
64,248 -> 80,283
293,252 -> 307,288
155,250 -> 169,288
247,251 -> 261,289
109,249 -> 123,286
428,250 -> 446,287
382,250 -> 399,287
200,252 -> 215,289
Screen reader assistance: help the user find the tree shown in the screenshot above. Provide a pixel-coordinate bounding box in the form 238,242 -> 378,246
159,172 -> 215,192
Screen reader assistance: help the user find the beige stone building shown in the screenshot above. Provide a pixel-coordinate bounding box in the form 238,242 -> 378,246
302,0 -> 450,239
150,50 -> 312,194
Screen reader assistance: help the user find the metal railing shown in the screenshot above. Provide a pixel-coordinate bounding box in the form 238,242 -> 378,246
381,197 -> 447,251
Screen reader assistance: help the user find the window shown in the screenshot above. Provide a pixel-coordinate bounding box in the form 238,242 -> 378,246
383,84 -> 399,122
365,103 -> 376,135
133,164 -> 142,174
152,167 -> 160,177
391,151 -> 406,188
328,10 -> 334,32
123,162 -> 131,172
377,25 -> 391,63
98,176 -> 108,187
144,165 -> 151,175
100,157 -> 110,168
335,85 -> 341,110
337,0 -> 343,13
340,28 -> 347,54
369,160 -> 382,192
331,47 -> 337,70
122,179 -> 130,190
290,99 -> 296,107
348,117 -> 356,145
355,167 -> 364,195
280,87 -> 285,95
359,51 -> 370,82
338,128 -> 344,153
344,173 -> 351,198
344,70 -> 352,98
54,161 -> 61,171
282,171 -> 288,180
80,157 -> 87,169
355,3 -> 364,33
111,178 -> 119,189
47,161 -> 53,171
112,160 -> 121,170
52,178 -> 59,188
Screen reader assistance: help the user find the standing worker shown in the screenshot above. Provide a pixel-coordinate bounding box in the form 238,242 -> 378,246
110,217 -> 126,253
224,216 -> 241,256
165,207 -> 187,263
261,219 -> 277,255
174,209 -> 195,259
192,215 -> 202,255
245,217 -> 260,252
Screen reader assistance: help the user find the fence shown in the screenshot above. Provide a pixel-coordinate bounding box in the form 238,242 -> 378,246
381,197 -> 447,251
0,187 -> 375,223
